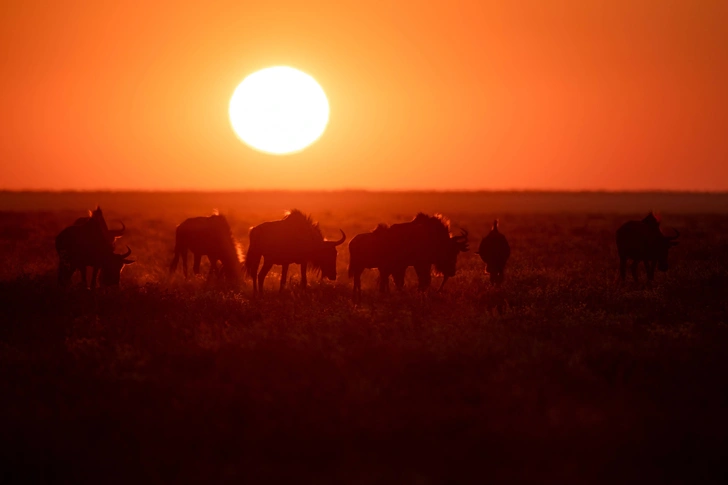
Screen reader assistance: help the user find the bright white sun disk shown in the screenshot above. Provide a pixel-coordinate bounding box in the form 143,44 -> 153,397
229,66 -> 329,155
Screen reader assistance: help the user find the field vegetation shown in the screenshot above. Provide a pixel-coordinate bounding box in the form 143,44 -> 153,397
1,191 -> 727,484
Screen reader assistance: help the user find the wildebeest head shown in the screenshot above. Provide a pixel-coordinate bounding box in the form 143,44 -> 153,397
656,228 -> 680,271
643,212 -> 679,271
313,230 -> 347,280
436,229 -> 469,278
99,246 -> 135,286
75,206 -> 126,244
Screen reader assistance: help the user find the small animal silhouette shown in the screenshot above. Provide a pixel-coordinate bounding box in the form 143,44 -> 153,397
476,220 -> 511,284
56,210 -> 134,288
616,212 -> 679,282
169,213 -> 241,281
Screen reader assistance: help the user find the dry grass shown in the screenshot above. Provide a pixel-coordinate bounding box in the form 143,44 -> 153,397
1,192 -> 727,484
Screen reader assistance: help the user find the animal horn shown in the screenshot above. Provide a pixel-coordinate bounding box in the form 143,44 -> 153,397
119,246 -> 132,259
332,230 -> 346,246
460,228 -> 469,239
108,220 -> 126,237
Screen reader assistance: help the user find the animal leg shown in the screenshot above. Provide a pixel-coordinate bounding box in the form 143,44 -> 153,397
207,257 -> 218,281
619,257 -> 627,281
181,249 -> 189,278
393,268 -> 406,290
631,260 -> 640,282
646,261 -> 656,281
169,251 -> 180,275
415,265 -> 431,291
353,268 -> 363,301
193,253 -> 202,275
280,263 -> 289,292
257,260 -> 273,294
91,267 -> 100,289
300,262 -> 308,288
379,270 -> 390,293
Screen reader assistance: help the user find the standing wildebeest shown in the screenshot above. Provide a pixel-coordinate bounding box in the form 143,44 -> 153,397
349,213 -> 467,297
348,223 -> 404,299
476,219 -> 511,284
169,213 -> 242,281
616,212 -> 680,282
245,210 -> 346,294
74,206 -> 126,246
385,213 -> 469,291
56,215 -> 135,288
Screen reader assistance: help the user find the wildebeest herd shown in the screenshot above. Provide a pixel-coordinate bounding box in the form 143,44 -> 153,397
55,206 -> 680,297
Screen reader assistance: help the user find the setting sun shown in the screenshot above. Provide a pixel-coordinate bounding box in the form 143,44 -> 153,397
228,66 -> 329,155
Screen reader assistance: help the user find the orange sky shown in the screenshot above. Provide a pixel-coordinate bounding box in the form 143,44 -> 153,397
2,0 -> 727,191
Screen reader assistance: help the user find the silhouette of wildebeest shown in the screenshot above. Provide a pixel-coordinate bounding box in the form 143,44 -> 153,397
74,206 -> 126,247
245,209 -> 346,294
349,213 -> 468,298
476,219 -> 511,284
616,212 -> 680,282
56,214 -> 135,288
348,223 -> 404,299
169,213 -> 242,281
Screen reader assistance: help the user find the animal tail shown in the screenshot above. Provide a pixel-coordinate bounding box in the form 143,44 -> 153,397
57,250 -> 73,286
169,234 -> 183,274
244,240 -> 261,280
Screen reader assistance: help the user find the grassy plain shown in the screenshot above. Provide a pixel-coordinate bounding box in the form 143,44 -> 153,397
1,191 -> 727,484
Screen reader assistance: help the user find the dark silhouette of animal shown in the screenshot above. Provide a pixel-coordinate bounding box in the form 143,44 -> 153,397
74,206 -> 126,246
348,224 -> 405,300
616,212 -> 680,282
245,210 -> 346,294
476,219 -> 511,284
169,213 -> 242,281
56,215 -> 135,288
385,213 -> 468,291
349,213 -> 467,297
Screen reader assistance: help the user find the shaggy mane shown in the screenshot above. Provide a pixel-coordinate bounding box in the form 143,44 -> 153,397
283,209 -> 324,240
412,212 -> 452,237
372,223 -> 389,235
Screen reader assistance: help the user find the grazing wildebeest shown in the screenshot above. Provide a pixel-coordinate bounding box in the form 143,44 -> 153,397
169,213 -> 242,281
476,219 -> 511,284
348,223 -> 405,300
368,213 -> 468,293
74,206 -> 126,246
56,216 -> 135,288
616,212 -> 680,282
245,209 -> 346,294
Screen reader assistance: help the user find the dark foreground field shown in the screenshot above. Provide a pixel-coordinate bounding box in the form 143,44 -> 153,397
1,192 -> 728,484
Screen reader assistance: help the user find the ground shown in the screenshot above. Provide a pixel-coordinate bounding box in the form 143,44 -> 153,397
1,192 -> 727,484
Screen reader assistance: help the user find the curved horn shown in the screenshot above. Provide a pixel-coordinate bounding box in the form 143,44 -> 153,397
118,246 -> 132,259
332,229 -> 346,246
459,228 -> 469,240
665,228 -> 680,240
108,220 -> 126,237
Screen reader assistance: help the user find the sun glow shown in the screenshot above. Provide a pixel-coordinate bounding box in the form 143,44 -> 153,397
229,66 -> 330,155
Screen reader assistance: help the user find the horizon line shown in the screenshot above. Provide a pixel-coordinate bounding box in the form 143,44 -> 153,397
2,188 -> 728,195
